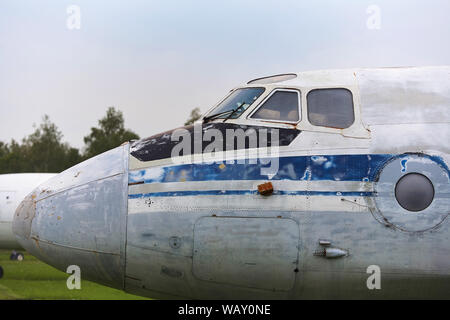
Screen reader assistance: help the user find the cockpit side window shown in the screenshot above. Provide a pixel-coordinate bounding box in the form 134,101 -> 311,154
307,88 -> 354,129
250,89 -> 300,123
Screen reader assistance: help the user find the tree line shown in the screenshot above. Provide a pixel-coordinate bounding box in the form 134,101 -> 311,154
0,107 -> 139,174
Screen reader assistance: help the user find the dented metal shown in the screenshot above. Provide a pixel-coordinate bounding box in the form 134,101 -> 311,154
13,146 -> 129,289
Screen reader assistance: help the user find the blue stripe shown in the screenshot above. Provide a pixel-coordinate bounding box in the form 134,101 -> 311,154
128,190 -> 375,198
129,154 -> 393,184
129,153 -> 449,185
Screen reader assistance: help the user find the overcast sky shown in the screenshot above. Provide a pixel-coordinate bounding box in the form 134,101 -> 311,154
1,0 -> 449,149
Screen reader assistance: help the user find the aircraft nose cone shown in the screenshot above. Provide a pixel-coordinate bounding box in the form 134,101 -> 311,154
12,145 -> 130,289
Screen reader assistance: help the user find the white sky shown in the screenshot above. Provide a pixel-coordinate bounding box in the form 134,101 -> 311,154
1,0 -> 449,149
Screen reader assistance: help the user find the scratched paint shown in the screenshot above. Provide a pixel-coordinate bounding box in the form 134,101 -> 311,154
128,153 -> 449,187
128,154 -> 398,185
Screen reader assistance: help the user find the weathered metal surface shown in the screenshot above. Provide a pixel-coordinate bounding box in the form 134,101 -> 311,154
13,146 -> 129,289
32,176 -> 124,252
192,217 -> 299,291
358,67 -> 450,125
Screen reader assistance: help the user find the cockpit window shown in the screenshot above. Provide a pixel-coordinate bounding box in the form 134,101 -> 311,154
203,87 -> 265,122
250,90 -> 300,123
307,88 -> 354,129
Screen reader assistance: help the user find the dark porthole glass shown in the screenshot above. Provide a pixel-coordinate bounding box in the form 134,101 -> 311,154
395,173 -> 435,212
307,88 -> 354,129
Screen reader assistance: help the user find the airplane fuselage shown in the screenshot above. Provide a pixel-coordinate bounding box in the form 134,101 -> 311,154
13,67 -> 450,299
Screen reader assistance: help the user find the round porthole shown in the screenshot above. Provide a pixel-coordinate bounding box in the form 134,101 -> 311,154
395,173 -> 435,212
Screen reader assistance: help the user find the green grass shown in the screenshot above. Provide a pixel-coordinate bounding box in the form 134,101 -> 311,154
0,249 -> 148,300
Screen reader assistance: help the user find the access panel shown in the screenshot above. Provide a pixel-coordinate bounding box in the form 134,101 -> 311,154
193,217 -> 299,291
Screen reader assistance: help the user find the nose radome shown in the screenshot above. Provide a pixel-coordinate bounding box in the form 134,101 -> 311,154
13,144 -> 130,290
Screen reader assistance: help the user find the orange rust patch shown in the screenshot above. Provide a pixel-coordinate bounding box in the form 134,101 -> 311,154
257,182 -> 274,196
219,163 -> 226,170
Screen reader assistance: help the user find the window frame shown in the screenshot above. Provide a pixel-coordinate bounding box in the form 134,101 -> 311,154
306,87 -> 355,129
247,88 -> 302,124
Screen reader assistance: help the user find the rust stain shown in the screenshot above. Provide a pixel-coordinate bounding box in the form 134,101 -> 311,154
128,181 -> 144,186
33,238 -> 40,249
219,163 -> 226,170
57,216 -> 62,220
32,237 -> 47,256
258,182 -> 274,196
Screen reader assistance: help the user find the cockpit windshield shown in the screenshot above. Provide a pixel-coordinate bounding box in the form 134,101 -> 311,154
203,87 -> 265,122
